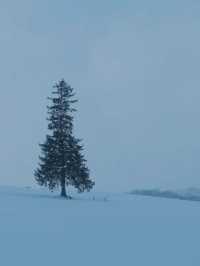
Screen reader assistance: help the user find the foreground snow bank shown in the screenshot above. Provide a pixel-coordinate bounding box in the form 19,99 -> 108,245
0,186 -> 199,266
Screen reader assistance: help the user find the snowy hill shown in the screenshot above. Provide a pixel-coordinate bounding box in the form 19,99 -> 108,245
0,186 -> 200,266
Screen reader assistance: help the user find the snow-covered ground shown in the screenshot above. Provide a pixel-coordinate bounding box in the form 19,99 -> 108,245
0,186 -> 200,266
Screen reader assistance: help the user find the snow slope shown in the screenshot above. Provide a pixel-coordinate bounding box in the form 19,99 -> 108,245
0,186 -> 199,266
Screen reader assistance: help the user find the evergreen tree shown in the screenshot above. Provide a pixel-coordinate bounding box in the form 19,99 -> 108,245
34,80 -> 94,198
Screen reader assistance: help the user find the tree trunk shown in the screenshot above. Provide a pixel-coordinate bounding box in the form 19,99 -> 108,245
60,177 -> 67,197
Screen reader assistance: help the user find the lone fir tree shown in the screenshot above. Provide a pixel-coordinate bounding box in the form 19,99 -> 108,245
34,80 -> 94,198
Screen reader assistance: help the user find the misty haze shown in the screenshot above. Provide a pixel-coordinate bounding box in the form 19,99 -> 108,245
0,1 -> 200,265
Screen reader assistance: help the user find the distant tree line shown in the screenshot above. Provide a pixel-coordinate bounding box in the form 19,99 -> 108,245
130,189 -> 200,202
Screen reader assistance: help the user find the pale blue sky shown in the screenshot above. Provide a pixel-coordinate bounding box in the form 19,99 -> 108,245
1,0 -> 200,191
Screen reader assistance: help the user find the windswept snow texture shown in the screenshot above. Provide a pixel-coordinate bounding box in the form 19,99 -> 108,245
0,186 -> 200,266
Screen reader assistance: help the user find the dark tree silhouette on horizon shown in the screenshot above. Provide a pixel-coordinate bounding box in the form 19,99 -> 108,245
34,80 -> 94,198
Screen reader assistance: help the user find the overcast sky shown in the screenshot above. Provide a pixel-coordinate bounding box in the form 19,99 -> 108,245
1,0 -> 200,191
